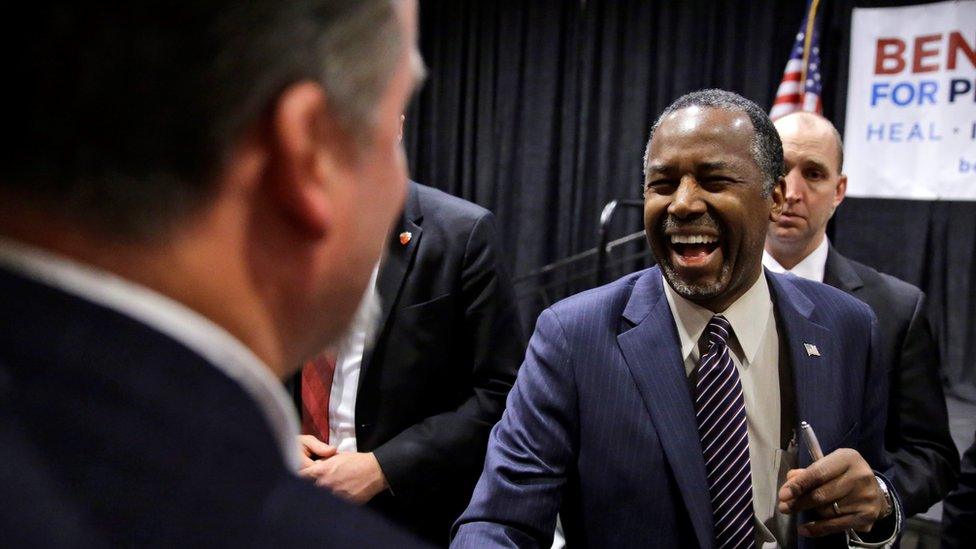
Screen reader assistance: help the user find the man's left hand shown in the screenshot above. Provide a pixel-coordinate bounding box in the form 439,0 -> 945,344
297,434 -> 336,469
777,448 -> 886,537
298,451 -> 389,504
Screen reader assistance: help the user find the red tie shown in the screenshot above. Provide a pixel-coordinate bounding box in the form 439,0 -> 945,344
301,353 -> 337,443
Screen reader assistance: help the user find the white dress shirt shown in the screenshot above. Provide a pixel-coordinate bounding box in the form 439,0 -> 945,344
664,267 -> 901,548
762,237 -> 829,282
663,270 -> 786,546
327,265 -> 380,452
0,238 -> 302,470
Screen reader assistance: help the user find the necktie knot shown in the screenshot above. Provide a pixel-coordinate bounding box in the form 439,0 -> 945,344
705,314 -> 733,349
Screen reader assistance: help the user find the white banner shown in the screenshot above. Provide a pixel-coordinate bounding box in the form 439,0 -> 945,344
844,0 -> 976,200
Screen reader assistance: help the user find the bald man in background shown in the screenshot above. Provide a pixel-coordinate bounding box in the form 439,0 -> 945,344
763,112 -> 958,518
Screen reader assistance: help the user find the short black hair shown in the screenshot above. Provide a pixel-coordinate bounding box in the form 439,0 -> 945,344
3,1 -> 403,240
645,89 -> 785,195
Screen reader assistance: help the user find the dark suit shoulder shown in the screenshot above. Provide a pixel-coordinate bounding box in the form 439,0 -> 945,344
413,182 -> 491,227
545,269 -> 647,329
258,476 -> 429,547
1,269 -> 427,546
770,271 -> 877,330
842,255 -> 923,314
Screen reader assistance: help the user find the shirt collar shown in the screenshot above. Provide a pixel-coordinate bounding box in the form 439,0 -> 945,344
662,269 -> 773,367
0,237 -> 302,470
762,236 -> 829,282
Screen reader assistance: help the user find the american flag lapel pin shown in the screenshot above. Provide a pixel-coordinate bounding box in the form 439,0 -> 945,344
399,231 -> 412,246
803,343 -> 821,357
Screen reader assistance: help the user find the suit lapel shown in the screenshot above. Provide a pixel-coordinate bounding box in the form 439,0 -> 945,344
617,269 -> 714,549
767,273 -> 840,468
360,184 -> 423,379
823,245 -> 863,293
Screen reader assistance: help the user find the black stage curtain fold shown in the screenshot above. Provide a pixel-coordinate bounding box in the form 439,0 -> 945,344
405,0 -> 976,400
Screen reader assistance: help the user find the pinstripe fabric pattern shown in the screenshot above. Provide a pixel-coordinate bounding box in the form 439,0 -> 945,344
453,267 -> 893,549
695,316 -> 755,549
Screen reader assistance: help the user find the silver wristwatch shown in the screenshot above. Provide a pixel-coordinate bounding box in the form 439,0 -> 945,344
876,476 -> 893,519
847,475 -> 901,548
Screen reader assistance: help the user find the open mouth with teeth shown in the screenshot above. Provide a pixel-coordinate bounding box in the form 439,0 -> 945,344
668,234 -> 721,269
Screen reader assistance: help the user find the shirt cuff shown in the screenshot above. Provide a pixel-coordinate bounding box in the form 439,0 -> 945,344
846,473 -> 902,548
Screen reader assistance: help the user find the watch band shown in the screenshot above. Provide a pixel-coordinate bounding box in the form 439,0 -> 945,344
875,476 -> 893,519
848,474 -> 901,548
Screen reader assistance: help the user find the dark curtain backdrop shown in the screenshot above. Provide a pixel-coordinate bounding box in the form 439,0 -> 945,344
404,0 -> 976,401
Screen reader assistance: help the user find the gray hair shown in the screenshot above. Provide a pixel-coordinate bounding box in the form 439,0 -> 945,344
298,0 -> 414,139
4,1 -> 412,240
644,89 -> 785,196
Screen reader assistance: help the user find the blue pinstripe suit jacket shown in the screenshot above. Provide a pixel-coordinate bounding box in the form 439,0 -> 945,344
453,266 -> 892,548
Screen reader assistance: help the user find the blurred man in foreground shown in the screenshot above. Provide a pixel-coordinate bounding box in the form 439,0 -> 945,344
0,1 -> 427,545
763,112 -> 958,517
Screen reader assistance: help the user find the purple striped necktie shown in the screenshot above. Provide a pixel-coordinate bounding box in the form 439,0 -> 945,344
695,315 -> 756,549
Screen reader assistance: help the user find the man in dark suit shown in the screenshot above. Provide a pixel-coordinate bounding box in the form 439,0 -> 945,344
453,90 -> 901,548
296,180 -> 524,545
763,112 -> 958,517
0,1 -> 430,546
941,431 -> 976,548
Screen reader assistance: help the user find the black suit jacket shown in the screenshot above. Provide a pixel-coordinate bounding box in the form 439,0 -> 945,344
297,182 -> 524,545
941,430 -> 976,549
0,266 -> 424,548
823,245 -> 958,516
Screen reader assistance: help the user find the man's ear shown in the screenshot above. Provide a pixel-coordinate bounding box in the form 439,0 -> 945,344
769,176 -> 786,222
834,174 -> 848,209
266,81 -> 354,239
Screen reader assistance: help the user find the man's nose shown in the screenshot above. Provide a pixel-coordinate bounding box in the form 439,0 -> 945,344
784,170 -> 805,205
667,176 -> 707,219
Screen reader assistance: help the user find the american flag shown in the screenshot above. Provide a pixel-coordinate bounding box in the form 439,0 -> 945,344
770,0 -> 824,120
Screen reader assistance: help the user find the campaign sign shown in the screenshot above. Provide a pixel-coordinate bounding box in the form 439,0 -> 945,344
845,0 -> 976,200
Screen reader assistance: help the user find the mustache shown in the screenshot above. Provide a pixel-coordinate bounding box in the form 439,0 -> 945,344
660,212 -> 721,234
